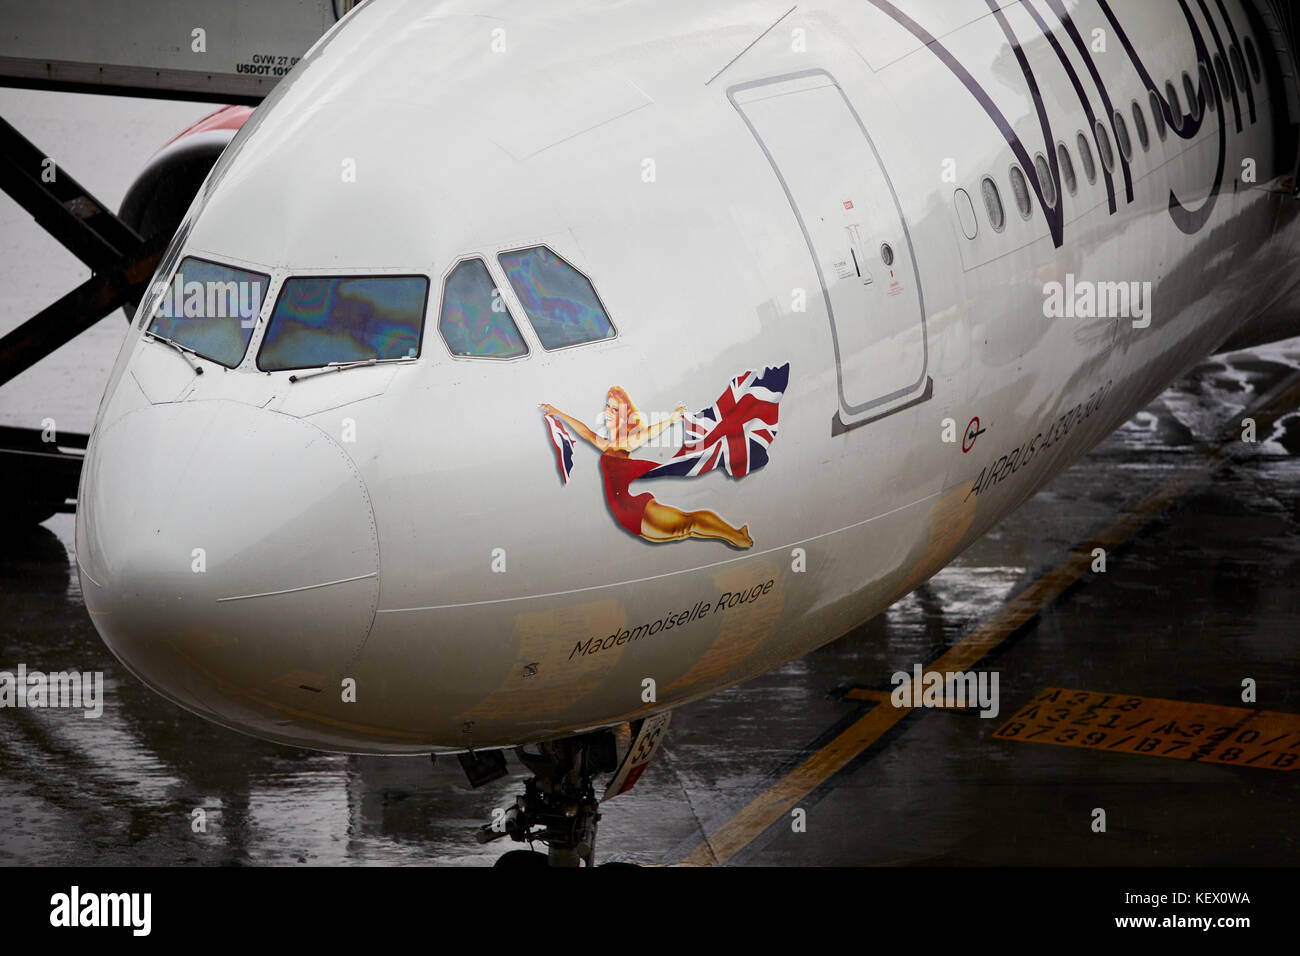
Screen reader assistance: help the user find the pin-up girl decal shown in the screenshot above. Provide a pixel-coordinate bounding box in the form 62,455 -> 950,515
539,363 -> 790,549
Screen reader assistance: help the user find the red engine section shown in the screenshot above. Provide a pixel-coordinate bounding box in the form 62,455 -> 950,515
118,105 -> 253,317
119,104 -> 253,243
161,105 -> 254,149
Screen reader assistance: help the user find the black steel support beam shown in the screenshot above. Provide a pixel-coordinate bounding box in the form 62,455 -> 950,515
0,114 -> 172,523
0,237 -> 164,388
0,115 -> 145,271
0,426 -> 88,523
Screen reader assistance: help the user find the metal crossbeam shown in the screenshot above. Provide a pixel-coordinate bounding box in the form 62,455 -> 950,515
0,116 -> 145,271
0,237 -> 164,388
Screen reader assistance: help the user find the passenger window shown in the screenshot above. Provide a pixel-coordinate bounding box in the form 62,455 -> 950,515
1165,81 -> 1183,131
1183,72 -> 1201,120
1244,37 -> 1261,84
1008,164 -> 1032,219
1056,142 -> 1077,196
1113,110 -> 1132,161
1094,120 -> 1115,172
1230,46 -> 1246,92
257,275 -> 428,371
146,256 -> 268,368
438,258 -> 527,359
1148,90 -> 1168,140
980,176 -> 1005,232
1214,55 -> 1230,98
953,188 -> 979,239
1075,131 -> 1097,184
1033,152 -> 1057,208
1130,100 -> 1150,152
497,246 -> 616,350
1199,63 -> 1215,112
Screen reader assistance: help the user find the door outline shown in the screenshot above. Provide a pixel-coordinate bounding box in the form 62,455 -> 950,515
727,68 -> 929,427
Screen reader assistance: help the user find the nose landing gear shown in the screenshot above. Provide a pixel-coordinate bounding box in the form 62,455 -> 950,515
478,730 -> 617,867
473,713 -> 671,867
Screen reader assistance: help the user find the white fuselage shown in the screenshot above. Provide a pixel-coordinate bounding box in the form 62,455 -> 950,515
76,0 -> 1300,753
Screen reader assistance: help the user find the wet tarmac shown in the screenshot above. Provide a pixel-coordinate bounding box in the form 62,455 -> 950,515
1,92 -> 1297,867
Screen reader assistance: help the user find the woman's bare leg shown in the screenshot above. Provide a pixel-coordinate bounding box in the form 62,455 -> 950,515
640,499 -> 752,549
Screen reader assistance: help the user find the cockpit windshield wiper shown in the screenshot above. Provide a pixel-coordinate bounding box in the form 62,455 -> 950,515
287,355 -> 417,383
143,331 -> 204,376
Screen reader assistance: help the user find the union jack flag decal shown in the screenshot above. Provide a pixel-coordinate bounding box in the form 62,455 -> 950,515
646,363 -> 790,480
543,413 -> 577,484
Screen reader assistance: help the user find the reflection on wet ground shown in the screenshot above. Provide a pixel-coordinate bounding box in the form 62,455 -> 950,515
1,345 -> 1298,865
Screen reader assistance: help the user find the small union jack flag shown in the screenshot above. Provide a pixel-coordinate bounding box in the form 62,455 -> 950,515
645,363 -> 789,480
543,413 -> 577,484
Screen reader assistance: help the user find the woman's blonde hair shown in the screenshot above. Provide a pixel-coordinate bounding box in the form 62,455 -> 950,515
605,385 -> 644,443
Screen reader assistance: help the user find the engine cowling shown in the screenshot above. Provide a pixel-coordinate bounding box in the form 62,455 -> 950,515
118,105 -> 252,316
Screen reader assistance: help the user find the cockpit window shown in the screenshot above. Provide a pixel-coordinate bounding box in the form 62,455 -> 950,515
137,217 -> 193,328
257,275 -> 428,371
497,246 -> 615,350
438,259 -> 528,358
145,256 -> 268,367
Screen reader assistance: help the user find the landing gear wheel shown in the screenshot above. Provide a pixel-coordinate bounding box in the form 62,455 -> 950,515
492,849 -> 550,869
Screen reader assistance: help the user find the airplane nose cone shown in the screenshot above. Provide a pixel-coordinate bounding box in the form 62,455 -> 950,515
76,400 -> 380,743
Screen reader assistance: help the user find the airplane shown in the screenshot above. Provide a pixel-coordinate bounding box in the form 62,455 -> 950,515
54,0 -> 1300,865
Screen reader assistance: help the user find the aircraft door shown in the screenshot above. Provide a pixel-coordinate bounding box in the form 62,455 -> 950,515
730,70 -> 930,429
